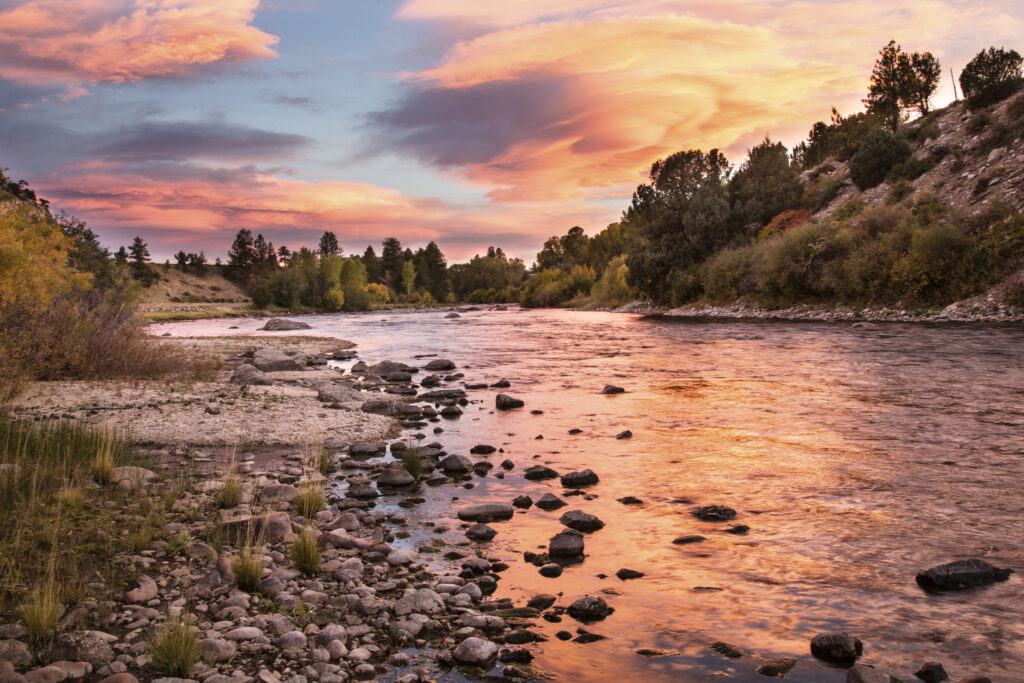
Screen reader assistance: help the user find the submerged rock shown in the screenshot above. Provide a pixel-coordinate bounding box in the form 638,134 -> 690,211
549,530 -> 584,558
757,657 -> 797,677
915,559 -> 1013,592
709,641 -> 744,659
561,469 -> 599,487
524,465 -> 559,481
466,523 -> 496,542
691,505 -> 737,521
846,666 -> 892,683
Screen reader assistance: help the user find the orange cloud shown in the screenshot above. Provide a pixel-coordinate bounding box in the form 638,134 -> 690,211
383,1 -> 1024,203
0,0 -> 277,86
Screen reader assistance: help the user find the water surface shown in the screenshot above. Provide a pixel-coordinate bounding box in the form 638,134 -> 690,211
155,309 -> 1024,682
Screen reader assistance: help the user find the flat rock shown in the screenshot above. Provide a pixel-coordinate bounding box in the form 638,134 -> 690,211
377,466 -> 416,488
757,657 -> 797,677
601,385 -> 625,394
846,667 -> 891,683
691,505 -> 737,522
252,348 -> 302,372
457,503 -> 514,522
616,568 -> 644,580
361,399 -> 422,419
915,559 -> 1013,592
260,318 -> 311,331
709,641 -> 744,658
317,383 -> 362,403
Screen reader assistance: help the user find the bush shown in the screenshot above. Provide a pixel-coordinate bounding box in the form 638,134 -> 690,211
887,154 -> 936,182
702,245 -> 760,302
960,47 -> 1024,109
849,129 -> 911,190
149,615 -> 200,677
802,172 -> 848,212
886,179 -> 916,205
231,546 -> 263,592
288,527 -> 322,577
586,255 -> 631,308
758,209 -> 812,241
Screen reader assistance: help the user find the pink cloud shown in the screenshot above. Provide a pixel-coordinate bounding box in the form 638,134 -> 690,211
0,0 -> 278,86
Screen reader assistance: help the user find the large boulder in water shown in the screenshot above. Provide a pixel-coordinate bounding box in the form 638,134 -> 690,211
559,510 -> 604,533
549,529 -> 584,558
561,469 -> 599,488
915,559 -> 1013,592
810,632 -> 862,664
368,360 -> 416,375
260,318 -> 311,331
424,359 -> 456,371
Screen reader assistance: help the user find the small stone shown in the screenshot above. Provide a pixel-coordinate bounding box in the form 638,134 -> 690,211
915,560 -> 1013,592
495,394 -> 525,410
466,524 -> 496,542
672,535 -> 706,545
691,505 -> 737,521
615,568 -> 644,580
601,385 -> 625,394
512,495 -> 533,509
535,493 -> 567,510
549,530 -> 584,557
709,641 -> 743,659
560,469 -> 599,487
756,657 -> 797,677
617,496 -> 643,505
615,430 -> 632,439
559,510 -> 605,532
526,594 -> 556,610
539,564 -> 563,578
524,466 -> 558,481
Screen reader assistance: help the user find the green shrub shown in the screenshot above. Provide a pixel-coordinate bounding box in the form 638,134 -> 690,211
401,447 -> 423,480
702,245 -> 759,302
886,179 -> 916,205
586,255 -> 631,307
960,47 -> 1024,109
849,129 -> 911,190
802,172 -> 848,212
231,546 -> 263,592
887,154 -> 936,182
293,482 -> 325,519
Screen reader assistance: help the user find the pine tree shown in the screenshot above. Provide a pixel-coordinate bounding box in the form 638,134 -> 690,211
362,245 -> 382,283
381,238 -> 403,289
227,228 -> 255,279
421,241 -> 451,301
319,231 -> 341,256
128,236 -> 155,284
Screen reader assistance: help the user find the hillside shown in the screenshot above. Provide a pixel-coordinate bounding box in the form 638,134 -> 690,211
138,263 -> 252,319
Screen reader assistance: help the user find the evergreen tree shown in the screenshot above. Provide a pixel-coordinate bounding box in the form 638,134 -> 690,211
319,230 -> 340,256
174,250 -> 189,270
128,236 -> 155,285
421,241 -> 452,301
362,246 -> 382,283
381,237 -> 403,289
277,245 -> 292,266
227,229 -> 255,279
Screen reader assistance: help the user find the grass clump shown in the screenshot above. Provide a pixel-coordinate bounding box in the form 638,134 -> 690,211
21,580 -> 62,645
215,470 -> 242,509
149,614 -> 200,677
231,545 -> 264,593
401,447 -> 424,480
315,447 -> 334,476
288,527 -> 322,577
293,481 -> 325,519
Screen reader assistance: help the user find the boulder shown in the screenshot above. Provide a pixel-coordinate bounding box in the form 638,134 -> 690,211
417,389 -> 467,401
559,510 -> 605,532
424,359 -> 456,371
535,493 -> 567,511
230,364 -> 270,386
567,596 -> 614,622
914,662 -> 949,683
440,455 -> 473,475
367,360 -> 416,375
524,465 -> 559,481
549,530 -> 584,558
260,318 -> 311,331
452,637 -> 498,667
377,466 -> 416,488
616,568 -> 644,580
811,632 -> 862,664
252,348 -> 301,372
601,385 -> 625,394
915,559 -> 1013,592
361,400 -> 422,419
512,495 -> 533,509
394,588 -> 445,616
495,394 -> 524,410
457,504 -> 514,522
466,524 -> 496,542
317,383 -> 362,404
124,575 -> 158,603
561,469 -> 599,488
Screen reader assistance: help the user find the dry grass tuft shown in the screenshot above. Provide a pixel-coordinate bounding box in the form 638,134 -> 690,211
21,579 -> 63,645
292,481 -> 325,519
149,614 -> 200,677
231,545 -> 264,593
289,527 -> 322,577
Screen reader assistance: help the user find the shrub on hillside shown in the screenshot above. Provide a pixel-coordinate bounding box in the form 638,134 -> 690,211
849,129 -> 911,190
960,47 -> 1024,109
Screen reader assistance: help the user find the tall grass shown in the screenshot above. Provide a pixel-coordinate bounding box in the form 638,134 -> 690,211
149,614 -> 200,677
289,527 -> 322,577
401,447 -> 424,480
293,481 -> 325,519
21,579 -> 62,645
232,544 -> 264,593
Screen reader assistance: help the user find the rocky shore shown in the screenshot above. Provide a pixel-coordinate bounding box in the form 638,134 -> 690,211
1,321 -> 1014,682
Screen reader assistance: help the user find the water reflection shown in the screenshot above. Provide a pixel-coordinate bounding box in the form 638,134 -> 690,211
153,310 -> 1024,682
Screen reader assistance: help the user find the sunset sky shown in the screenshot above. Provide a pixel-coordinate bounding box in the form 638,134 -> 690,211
1,0 -> 1022,261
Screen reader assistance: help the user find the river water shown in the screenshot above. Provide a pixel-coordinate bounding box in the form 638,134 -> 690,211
154,308 -> 1024,682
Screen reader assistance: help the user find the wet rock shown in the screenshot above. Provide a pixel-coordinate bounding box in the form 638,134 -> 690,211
615,430 -> 633,439
726,524 -> 750,534
394,588 -> 444,616
616,568 -> 644,580
617,496 -> 643,505
672,535 -> 707,545
539,564 -> 563,578
452,637 -> 499,667
466,524 -> 496,542
500,459 -> 514,470
440,405 -> 463,418
567,596 -> 614,622
457,503 -> 514,522
440,454 -> 472,475
420,374 -> 441,388
524,465 -> 558,481
915,560 -> 1013,592
914,662 -> 949,682
445,312 -> 461,319
757,657 -> 798,677
252,348 -> 302,372
417,388 -> 467,401
709,641 -> 744,658
470,445 -> 496,454
512,495 -> 533,509
260,318 -> 310,331
368,360 -> 416,375
230,364 -> 270,386
361,399 -> 422,419
499,647 -> 533,663
691,505 -> 737,522
555,631 -> 572,641
568,428 -> 583,434
559,510 -> 605,532
811,632 -> 862,664
535,493 -> 567,511
601,385 -> 625,394
573,629 -> 607,643
377,466 -> 416,488
491,379 -> 511,388
527,594 -> 556,610
561,469 -> 599,487
549,530 -> 584,558
846,667 -> 891,683
496,394 -> 525,410
424,359 -> 456,371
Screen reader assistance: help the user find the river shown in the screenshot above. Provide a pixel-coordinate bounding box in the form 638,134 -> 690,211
154,308 -> 1024,682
